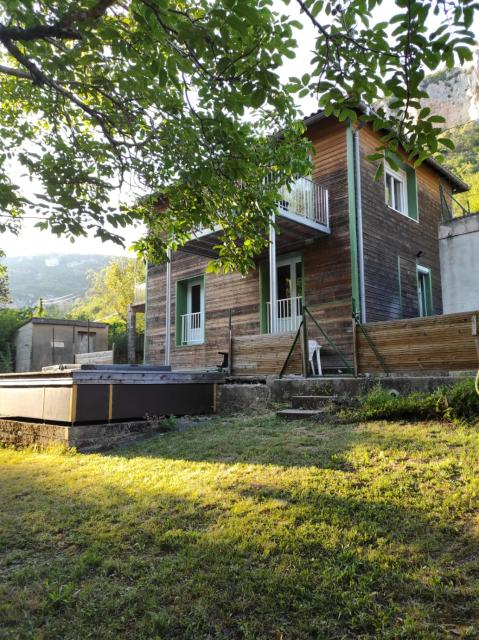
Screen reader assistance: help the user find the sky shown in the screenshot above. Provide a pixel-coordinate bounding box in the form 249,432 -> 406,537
3,0 -> 478,258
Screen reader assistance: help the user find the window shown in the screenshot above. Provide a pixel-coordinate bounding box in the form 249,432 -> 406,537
417,266 -> 433,317
385,165 -> 407,215
176,276 -> 205,345
384,159 -> 418,221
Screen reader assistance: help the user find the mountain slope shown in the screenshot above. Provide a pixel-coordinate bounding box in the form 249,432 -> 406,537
5,254 -> 119,308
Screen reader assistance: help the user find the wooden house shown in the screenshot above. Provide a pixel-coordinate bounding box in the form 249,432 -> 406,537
144,111 -> 468,375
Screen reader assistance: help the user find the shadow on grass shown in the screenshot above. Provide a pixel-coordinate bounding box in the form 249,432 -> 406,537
2,434 -> 479,639
106,414 -> 458,472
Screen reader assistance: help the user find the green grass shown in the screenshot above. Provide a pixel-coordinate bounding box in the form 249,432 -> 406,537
1,416 -> 479,639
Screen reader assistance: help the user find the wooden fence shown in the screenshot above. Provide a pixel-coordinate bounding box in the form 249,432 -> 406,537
232,333 -> 302,376
357,311 -> 479,374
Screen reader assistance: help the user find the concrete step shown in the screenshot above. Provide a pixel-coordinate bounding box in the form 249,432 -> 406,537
276,408 -> 331,421
291,395 -> 338,410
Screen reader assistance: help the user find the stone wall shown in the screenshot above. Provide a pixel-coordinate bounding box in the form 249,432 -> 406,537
0,418 -> 168,451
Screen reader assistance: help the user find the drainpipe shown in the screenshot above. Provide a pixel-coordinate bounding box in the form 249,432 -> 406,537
143,259 -> 148,364
165,248 -> 172,366
269,211 -> 277,334
353,128 -> 366,324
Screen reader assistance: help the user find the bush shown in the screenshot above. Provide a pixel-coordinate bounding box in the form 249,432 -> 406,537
343,380 -> 479,426
440,379 -> 479,423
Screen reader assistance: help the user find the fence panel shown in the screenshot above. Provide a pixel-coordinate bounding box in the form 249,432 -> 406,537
232,333 -> 302,376
357,311 -> 479,373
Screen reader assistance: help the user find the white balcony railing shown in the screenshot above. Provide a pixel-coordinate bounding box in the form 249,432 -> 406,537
133,282 -> 146,305
266,296 -> 302,334
181,311 -> 204,345
190,176 -> 329,241
277,176 -> 329,227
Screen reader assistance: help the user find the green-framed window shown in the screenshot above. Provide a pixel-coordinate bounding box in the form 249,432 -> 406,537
175,275 -> 205,346
416,265 -> 433,317
384,159 -> 418,222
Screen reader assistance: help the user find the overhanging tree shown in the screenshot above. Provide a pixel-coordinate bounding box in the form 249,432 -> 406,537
0,0 -> 477,272
0,250 -> 9,305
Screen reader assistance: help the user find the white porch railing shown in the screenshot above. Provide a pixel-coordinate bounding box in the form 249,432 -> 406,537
266,296 -> 302,334
181,312 -> 204,344
277,176 -> 329,227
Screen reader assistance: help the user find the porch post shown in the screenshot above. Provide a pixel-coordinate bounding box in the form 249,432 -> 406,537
127,304 -> 136,364
165,248 -> 172,366
269,211 -> 277,334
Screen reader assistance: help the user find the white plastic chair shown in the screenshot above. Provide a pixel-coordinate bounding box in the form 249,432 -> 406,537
308,339 -> 322,376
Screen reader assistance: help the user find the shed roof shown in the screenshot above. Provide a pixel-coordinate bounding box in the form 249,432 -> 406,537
18,318 -> 109,330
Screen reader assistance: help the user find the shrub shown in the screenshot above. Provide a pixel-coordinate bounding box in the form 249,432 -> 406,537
343,380 -> 479,426
440,379 -> 479,423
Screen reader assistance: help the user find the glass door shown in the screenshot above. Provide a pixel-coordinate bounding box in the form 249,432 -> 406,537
186,280 -> 204,343
275,257 -> 303,333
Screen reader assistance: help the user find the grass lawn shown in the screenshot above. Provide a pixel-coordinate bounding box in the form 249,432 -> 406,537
1,415 -> 479,639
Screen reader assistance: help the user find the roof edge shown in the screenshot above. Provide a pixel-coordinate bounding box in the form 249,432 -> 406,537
303,107 -> 469,193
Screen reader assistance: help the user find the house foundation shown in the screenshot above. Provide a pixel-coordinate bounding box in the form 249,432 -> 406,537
216,374 -> 473,414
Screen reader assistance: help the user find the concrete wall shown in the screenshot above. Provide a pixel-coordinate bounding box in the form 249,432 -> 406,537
439,214 -> 479,313
14,323 -> 33,372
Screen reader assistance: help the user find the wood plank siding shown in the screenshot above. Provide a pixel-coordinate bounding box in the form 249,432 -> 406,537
358,125 -> 454,322
145,117 -> 354,373
357,311 -> 479,373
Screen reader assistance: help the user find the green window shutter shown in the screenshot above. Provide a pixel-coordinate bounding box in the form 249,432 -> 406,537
175,281 -> 187,346
259,263 -> 270,334
405,167 -> 418,221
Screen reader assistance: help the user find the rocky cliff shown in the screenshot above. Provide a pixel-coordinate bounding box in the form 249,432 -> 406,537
419,50 -> 479,128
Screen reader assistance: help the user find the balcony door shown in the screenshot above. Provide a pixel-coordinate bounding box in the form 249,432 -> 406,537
184,278 -> 204,344
267,256 -> 303,333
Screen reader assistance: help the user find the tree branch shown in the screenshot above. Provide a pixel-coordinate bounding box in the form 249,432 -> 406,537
0,23 -> 80,42
0,63 -> 30,79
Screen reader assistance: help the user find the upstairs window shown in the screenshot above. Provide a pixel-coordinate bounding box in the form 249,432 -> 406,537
385,165 -> 408,215
384,159 -> 418,222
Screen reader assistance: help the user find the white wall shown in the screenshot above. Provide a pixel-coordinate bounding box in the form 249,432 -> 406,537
439,214 -> 479,314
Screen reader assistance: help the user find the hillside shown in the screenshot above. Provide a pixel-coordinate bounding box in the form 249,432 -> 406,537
418,51 -> 479,212
441,121 -> 479,212
5,254 -> 118,308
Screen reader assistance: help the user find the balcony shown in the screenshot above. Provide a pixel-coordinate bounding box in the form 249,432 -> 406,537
276,176 -> 329,227
181,176 -> 330,258
131,282 -> 146,313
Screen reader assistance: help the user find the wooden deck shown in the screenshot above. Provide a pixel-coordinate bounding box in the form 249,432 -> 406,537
0,368 -> 224,424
